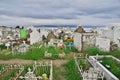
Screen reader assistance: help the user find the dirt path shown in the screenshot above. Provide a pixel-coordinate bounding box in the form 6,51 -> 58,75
0,52 -> 77,80
0,59 -> 68,65
0,59 -> 34,64
53,60 -> 68,80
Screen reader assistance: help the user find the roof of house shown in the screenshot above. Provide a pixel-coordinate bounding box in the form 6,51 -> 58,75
74,26 -> 85,33
47,31 -> 56,41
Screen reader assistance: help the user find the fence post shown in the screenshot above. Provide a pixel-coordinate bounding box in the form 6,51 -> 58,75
49,60 -> 53,80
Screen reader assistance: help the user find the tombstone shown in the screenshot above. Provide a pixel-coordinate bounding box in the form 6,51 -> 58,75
96,37 -> 110,51
5,42 -> 10,49
59,52 -> 65,58
20,67 -> 37,80
44,51 -> 52,57
30,28 -> 40,45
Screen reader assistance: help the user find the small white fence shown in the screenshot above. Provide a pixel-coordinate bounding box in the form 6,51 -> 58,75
0,64 -> 24,80
0,61 -> 53,80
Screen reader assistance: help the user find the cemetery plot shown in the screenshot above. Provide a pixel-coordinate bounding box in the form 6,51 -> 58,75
74,54 -> 105,80
99,56 -> 120,79
88,55 -> 119,80
0,61 -> 52,80
0,64 -> 24,80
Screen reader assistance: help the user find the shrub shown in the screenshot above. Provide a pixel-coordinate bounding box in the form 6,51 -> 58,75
0,44 -> 7,50
84,47 -> 102,55
109,51 -> 120,59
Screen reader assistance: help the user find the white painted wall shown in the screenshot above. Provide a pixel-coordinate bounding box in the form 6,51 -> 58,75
102,29 -> 114,41
113,26 -> 120,47
96,37 -> 110,51
74,33 -> 82,51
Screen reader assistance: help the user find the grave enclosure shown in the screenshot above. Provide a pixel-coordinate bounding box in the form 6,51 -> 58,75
89,55 -> 120,80
74,54 -> 104,80
0,61 -> 53,80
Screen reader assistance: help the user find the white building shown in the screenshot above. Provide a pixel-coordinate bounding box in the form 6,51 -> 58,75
73,26 -> 97,51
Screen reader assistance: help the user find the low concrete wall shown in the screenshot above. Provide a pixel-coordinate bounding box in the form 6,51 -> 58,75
88,55 -> 119,80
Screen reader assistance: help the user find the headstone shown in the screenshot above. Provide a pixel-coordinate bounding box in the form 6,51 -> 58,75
96,37 -> 110,51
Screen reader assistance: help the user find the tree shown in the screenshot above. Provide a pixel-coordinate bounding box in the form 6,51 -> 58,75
15,25 -> 20,28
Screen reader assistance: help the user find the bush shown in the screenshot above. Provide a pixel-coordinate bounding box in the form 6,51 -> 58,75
109,51 -> 120,59
0,44 -> 7,50
47,46 -> 62,54
84,47 -> 102,55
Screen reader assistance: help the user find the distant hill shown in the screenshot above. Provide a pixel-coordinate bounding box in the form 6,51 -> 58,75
34,25 -> 103,29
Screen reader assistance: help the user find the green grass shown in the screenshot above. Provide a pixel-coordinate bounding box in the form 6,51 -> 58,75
79,59 -> 90,71
47,46 -> 63,54
0,44 -> 7,50
53,59 -> 81,80
34,66 -> 50,77
64,59 -> 81,80
109,50 -> 120,59
99,57 -> 120,79
19,65 -> 33,77
0,46 -> 45,60
0,64 -> 6,71
0,44 -> 78,60
84,47 -> 102,55
84,47 -> 120,59
63,46 -> 78,54
47,46 -> 78,54
0,69 -> 19,80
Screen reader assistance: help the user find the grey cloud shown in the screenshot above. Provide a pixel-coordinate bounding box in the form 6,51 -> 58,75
0,0 -> 120,26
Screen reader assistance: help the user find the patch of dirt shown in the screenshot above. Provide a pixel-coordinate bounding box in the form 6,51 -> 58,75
53,60 -> 68,80
0,59 -> 34,64
53,59 -> 68,67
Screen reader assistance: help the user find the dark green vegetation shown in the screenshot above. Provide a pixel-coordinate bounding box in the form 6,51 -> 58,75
0,44 -> 7,50
99,57 -> 120,79
19,65 -> 33,77
34,66 -> 50,77
0,64 -> 51,80
84,47 -> 102,55
47,46 -> 77,54
64,59 -> 81,80
0,64 -> 5,71
0,47 -> 44,60
84,47 -> 120,59
0,45 -> 78,60
79,58 -> 91,71
0,69 -> 19,80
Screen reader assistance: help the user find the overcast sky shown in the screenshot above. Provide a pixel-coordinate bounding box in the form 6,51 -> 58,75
0,0 -> 120,26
